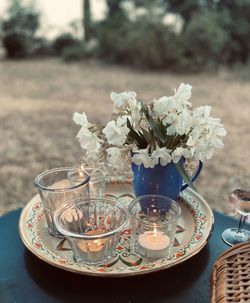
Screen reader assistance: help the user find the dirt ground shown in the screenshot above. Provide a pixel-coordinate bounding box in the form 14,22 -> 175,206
0,59 -> 249,216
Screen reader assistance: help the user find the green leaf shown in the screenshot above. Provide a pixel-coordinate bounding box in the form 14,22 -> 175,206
175,162 -> 198,192
127,118 -> 147,148
140,128 -> 152,144
141,103 -> 166,144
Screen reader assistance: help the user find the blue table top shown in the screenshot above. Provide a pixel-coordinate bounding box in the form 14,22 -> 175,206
0,208 -> 249,303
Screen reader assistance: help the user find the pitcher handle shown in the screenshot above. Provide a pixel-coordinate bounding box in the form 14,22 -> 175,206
181,161 -> 203,191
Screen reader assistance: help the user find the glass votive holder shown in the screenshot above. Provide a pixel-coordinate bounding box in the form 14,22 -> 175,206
35,167 -> 90,237
82,167 -> 106,196
54,197 -> 128,265
128,195 -> 181,259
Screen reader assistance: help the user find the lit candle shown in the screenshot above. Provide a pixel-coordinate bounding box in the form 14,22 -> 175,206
138,226 -> 170,259
77,229 -> 106,263
79,239 -> 105,253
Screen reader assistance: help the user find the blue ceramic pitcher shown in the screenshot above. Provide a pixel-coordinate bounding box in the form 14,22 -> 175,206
131,158 -> 202,201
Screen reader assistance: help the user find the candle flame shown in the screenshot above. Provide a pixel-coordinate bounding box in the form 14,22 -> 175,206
153,224 -> 157,239
92,239 -> 105,249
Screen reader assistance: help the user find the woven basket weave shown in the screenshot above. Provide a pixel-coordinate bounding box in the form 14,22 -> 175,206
211,241 -> 250,303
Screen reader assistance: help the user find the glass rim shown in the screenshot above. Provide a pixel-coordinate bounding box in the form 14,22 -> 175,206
54,197 -> 128,239
83,167 -> 106,183
34,167 -> 90,193
128,194 -> 182,226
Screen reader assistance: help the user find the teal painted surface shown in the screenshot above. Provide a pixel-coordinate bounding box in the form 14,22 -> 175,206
0,209 -> 249,303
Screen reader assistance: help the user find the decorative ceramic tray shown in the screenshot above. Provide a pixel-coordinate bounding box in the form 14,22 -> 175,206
19,177 -> 214,277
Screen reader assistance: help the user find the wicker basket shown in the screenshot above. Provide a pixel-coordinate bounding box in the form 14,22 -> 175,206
211,241 -> 250,303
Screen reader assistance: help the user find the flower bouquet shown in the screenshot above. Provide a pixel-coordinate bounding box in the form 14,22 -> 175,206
73,83 -> 226,199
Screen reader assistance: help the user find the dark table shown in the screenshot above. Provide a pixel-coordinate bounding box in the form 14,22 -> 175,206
0,209 -> 249,303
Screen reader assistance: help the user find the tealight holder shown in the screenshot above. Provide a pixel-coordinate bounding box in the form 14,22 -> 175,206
54,197 -> 128,265
35,167 -> 90,237
129,195 -> 181,259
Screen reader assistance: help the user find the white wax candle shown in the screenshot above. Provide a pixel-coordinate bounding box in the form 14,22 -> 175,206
138,230 -> 170,259
79,239 -> 105,252
77,229 -> 106,262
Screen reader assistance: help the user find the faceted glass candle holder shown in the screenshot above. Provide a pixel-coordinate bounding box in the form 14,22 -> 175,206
129,195 -> 181,259
35,167 -> 90,237
54,197 -> 128,265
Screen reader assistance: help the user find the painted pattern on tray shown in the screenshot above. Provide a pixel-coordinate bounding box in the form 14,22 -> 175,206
24,190 -> 208,274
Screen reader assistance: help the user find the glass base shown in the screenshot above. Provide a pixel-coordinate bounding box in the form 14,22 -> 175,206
222,227 -> 250,246
74,254 -> 112,266
48,227 -> 64,238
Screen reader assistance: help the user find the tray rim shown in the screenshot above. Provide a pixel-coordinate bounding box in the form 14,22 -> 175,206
19,180 -> 214,277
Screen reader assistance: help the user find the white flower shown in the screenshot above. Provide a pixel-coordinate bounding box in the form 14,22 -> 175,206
77,127 -> 101,155
128,98 -> 142,128
175,83 -> 192,107
73,84 -> 226,170
106,147 -> 122,168
151,147 -> 172,166
73,112 -> 101,158
132,148 -> 157,168
187,112 -> 227,161
103,116 -> 129,145
172,147 -> 191,163
167,108 -> 192,135
154,96 -> 175,115
111,91 -> 137,113
193,106 -> 211,118
154,84 -> 192,128
154,96 -> 180,127
73,112 -> 91,128
166,124 -> 176,136
175,109 -> 192,135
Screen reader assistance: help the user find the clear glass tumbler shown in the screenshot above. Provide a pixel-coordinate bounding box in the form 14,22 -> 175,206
83,167 -> 106,196
129,195 -> 181,259
54,197 -> 128,265
35,167 -> 90,237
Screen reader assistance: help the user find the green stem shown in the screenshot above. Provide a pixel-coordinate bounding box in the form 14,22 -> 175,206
175,162 -> 198,192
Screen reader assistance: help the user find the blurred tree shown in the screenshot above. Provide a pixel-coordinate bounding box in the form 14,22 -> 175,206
97,0 -> 129,62
1,0 -> 40,58
124,17 -> 183,69
217,0 -> 250,63
97,0 -> 183,69
166,0 -> 250,65
83,0 -> 92,41
106,0 -> 125,18
133,0 -> 167,10
132,0 -> 167,21
181,7 -> 230,70
94,0 -> 250,70
166,0 -> 201,22
53,33 -> 80,55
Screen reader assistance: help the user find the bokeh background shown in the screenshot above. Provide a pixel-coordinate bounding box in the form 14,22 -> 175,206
0,0 -> 249,215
